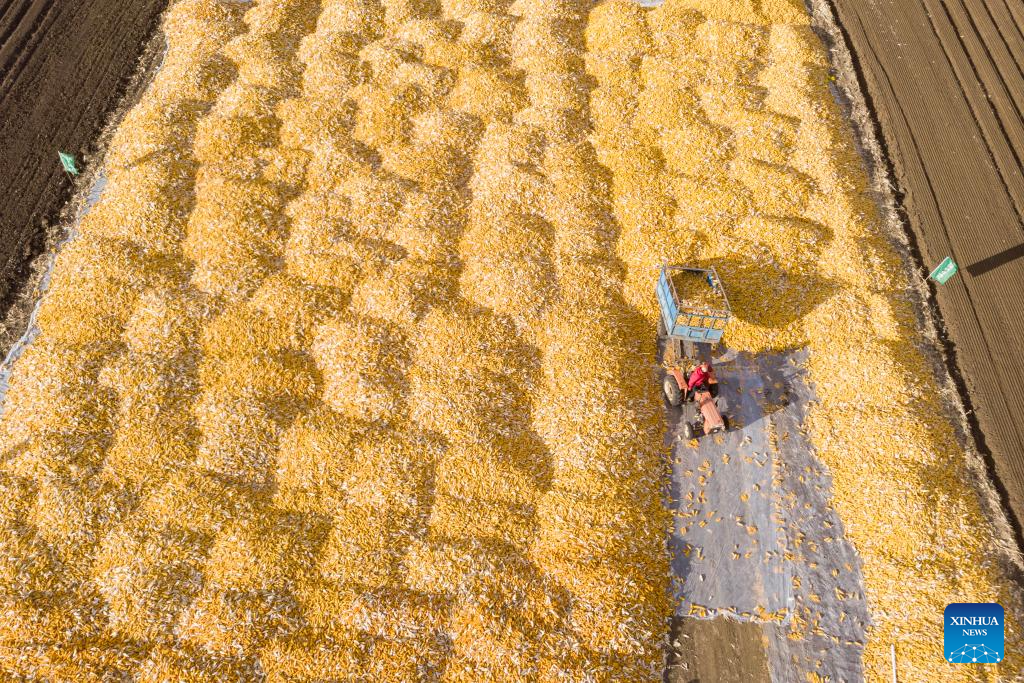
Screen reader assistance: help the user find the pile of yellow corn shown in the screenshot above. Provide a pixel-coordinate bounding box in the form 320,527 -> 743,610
0,0 -> 1016,680
586,1 -> 1018,680
668,270 -> 722,313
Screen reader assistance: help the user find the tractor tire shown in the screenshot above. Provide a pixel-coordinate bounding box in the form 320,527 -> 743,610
663,375 -> 682,406
657,316 -> 667,338
682,422 -> 694,440
722,416 -> 730,431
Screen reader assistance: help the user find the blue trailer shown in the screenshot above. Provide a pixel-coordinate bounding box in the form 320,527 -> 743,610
657,265 -> 731,420
657,265 -> 731,344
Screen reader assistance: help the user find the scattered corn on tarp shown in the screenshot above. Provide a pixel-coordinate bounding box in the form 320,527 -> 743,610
666,349 -> 871,681
742,351 -> 870,680
0,1 -> 1017,682
666,350 -> 793,622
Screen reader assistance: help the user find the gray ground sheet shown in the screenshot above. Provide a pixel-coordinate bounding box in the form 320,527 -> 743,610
664,346 -> 871,682
666,351 -> 791,619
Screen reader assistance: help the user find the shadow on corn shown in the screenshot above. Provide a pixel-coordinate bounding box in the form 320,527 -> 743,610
711,253 -> 838,337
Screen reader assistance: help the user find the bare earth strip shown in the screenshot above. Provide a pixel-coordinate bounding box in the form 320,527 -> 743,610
825,0 -> 1024,537
0,0 -> 168,337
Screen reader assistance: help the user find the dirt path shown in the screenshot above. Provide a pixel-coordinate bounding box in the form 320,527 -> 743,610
824,0 -> 1024,538
0,0 -> 167,319
666,616 -> 771,683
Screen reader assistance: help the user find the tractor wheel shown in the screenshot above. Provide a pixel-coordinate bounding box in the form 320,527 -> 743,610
682,422 -> 694,440
657,316 -> 667,338
663,375 -> 682,406
722,416 -> 730,431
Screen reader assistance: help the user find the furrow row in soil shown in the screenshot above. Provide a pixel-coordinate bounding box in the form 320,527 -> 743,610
830,0 -> 1024,533
0,0 -> 167,317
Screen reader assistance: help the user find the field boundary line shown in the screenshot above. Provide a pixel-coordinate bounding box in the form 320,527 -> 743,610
810,0 -> 1024,600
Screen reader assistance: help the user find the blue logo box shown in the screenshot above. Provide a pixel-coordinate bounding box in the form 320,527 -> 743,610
944,603 -> 1004,663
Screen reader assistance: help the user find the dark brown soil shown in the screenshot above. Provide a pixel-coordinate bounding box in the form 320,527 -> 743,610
826,0 -> 1024,540
0,0 -> 167,329
666,617 -> 771,683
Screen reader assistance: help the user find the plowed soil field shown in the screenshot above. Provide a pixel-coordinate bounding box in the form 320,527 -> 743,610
827,0 -> 1024,536
0,0 -> 167,314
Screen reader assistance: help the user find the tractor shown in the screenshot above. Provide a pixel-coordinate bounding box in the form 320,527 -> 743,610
657,264 -> 731,440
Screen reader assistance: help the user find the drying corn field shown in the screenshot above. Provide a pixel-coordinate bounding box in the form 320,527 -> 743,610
0,0 -> 1020,681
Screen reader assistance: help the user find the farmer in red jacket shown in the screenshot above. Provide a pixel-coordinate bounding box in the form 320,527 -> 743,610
686,360 -> 717,399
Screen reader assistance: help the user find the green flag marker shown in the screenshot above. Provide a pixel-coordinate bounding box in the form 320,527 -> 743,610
929,256 -> 958,284
58,152 -> 79,176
